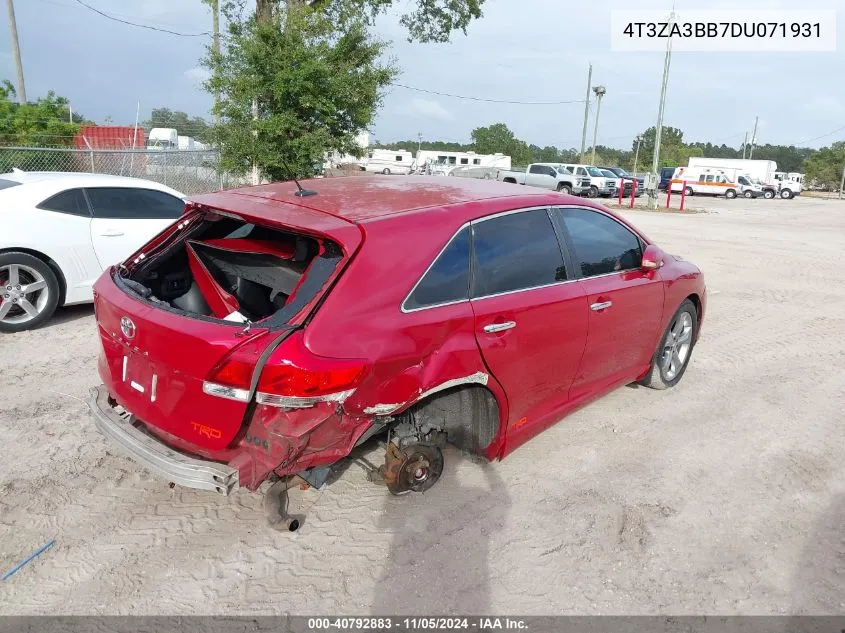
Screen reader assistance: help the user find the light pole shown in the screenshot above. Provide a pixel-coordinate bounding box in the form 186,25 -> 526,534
579,63 -> 593,162
589,85 -> 606,166
633,135 -> 643,176
647,8 -> 676,209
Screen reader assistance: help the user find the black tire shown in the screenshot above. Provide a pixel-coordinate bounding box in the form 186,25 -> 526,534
639,299 -> 698,390
780,188 -> 793,199
764,190 -> 774,199
382,168 -> 391,175
557,183 -> 572,195
725,189 -> 737,199
0,252 -> 61,333
589,185 -> 599,198
684,186 -> 694,196
744,190 -> 754,198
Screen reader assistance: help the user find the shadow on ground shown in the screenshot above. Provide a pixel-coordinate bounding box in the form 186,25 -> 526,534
369,447 -> 511,615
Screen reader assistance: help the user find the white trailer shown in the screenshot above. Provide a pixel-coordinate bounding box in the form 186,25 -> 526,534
362,148 -> 415,175
416,151 -> 511,175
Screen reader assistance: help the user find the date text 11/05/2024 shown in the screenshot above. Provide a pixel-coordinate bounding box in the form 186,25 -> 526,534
622,21 -> 821,38
307,618 -> 529,630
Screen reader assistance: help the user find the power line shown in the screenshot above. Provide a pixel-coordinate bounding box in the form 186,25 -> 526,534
390,82 -> 585,106
790,124 -> 845,146
69,0 -> 211,37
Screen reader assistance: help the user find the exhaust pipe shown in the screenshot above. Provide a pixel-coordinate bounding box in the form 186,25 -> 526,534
264,477 -> 304,532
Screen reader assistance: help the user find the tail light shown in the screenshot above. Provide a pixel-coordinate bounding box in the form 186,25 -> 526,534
203,331 -> 367,409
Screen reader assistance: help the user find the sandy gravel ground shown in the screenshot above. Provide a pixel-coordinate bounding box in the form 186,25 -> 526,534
1,195 -> 843,615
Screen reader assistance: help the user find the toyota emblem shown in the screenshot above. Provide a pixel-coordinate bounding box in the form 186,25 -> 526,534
120,316 -> 136,339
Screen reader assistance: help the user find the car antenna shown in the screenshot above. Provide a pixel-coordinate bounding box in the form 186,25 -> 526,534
285,164 -> 317,197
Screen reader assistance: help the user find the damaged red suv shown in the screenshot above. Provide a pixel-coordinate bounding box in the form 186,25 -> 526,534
89,177 -> 705,513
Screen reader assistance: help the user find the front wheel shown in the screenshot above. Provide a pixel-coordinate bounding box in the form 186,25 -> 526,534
557,183 -> 572,195
763,190 -> 775,199
382,168 -> 391,175
639,299 -> 698,390
0,253 -> 61,333
780,189 -> 793,199
589,185 -> 599,198
725,189 -> 737,199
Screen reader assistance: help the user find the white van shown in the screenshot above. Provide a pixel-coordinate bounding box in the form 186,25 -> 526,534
670,167 -> 745,199
363,149 -> 415,175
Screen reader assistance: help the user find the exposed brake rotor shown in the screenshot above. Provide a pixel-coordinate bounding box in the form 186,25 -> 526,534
379,441 -> 444,496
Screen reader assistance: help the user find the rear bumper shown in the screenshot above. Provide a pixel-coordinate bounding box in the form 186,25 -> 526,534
88,385 -> 239,495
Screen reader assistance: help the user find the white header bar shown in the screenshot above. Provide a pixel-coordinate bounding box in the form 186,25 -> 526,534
610,10 -> 836,52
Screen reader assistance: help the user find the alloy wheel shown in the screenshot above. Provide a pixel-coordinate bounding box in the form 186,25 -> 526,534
0,264 -> 50,326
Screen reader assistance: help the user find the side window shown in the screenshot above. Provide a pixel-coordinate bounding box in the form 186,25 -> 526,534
576,167 -> 587,176
472,159 -> 480,165
86,187 -> 184,219
404,227 -> 470,311
460,158 -> 469,165
704,175 -> 714,182
558,208 -> 643,277
37,188 -> 90,217
528,165 -> 542,174
471,209 -> 566,298
395,155 -> 403,162
738,176 -> 749,185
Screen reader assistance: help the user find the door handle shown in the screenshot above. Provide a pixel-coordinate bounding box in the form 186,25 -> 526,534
101,230 -> 124,237
483,321 -> 516,333
590,301 -> 613,311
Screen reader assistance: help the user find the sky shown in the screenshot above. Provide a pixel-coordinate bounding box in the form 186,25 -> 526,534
2,0 -> 844,151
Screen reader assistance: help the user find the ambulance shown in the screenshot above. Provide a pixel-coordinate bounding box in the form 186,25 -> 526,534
670,167 -> 763,199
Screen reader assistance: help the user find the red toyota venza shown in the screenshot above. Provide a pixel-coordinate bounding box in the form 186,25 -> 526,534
88,176 -> 705,525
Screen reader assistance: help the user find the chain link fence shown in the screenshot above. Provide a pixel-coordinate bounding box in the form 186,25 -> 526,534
0,146 -> 250,195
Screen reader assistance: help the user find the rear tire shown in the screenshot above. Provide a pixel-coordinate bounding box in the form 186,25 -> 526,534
764,190 -> 774,199
744,190 -> 754,198
382,168 -> 391,175
639,299 -> 698,390
684,186 -> 694,196
725,189 -> 737,199
0,252 -> 61,333
780,188 -> 793,199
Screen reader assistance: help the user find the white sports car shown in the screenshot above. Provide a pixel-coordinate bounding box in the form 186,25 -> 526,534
0,170 -> 187,332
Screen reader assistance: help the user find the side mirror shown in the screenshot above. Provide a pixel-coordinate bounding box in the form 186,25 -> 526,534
641,244 -> 664,270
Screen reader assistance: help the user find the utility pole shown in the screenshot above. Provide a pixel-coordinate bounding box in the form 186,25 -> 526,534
647,7 -> 675,209
633,135 -> 643,176
5,0 -> 26,104
839,164 -> 845,200
417,132 -> 422,154
749,116 -> 759,159
590,85 -> 606,166
211,0 -> 220,125
742,131 -> 748,159
579,63 -> 592,162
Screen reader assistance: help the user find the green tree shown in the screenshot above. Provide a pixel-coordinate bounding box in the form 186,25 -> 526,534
803,141 -> 845,189
470,122 -> 531,165
0,80 -> 82,147
143,108 -> 213,144
208,3 -> 397,179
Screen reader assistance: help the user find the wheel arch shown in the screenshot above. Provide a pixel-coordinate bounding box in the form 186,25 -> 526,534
0,247 -> 67,306
395,383 -> 506,459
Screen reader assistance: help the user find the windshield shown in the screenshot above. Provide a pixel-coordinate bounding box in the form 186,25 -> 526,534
613,168 -> 629,176
587,167 -> 604,177
601,170 -> 617,178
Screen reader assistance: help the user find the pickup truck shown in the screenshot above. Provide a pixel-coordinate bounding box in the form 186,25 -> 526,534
496,163 -> 590,196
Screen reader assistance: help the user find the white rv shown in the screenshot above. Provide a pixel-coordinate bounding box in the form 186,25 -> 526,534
417,151 -> 511,175
363,148 -> 415,175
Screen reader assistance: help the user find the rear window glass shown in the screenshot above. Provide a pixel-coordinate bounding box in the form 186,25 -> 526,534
37,188 -> 90,217
0,178 -> 21,190
471,209 -> 566,297
404,227 -> 470,311
87,187 -> 184,219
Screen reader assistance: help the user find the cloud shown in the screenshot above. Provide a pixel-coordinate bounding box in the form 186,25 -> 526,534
183,66 -> 211,85
409,98 -> 453,121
